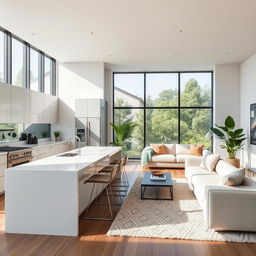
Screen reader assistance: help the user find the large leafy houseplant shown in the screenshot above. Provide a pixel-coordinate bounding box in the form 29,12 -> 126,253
211,116 -> 246,166
109,120 -> 138,154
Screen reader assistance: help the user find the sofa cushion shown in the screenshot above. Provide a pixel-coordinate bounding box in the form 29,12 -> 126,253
185,166 -> 217,189
176,144 -> 190,155
215,159 -> 238,177
205,154 -> 220,172
192,174 -> 221,208
151,154 -> 176,163
218,168 -> 245,186
164,144 -> 176,154
189,144 -> 204,156
177,154 -> 202,163
176,154 -> 188,163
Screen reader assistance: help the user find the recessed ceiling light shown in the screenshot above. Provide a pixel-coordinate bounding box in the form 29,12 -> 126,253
174,53 -> 178,57
108,54 -> 112,57
90,32 -> 94,35
30,32 -> 35,36
179,29 -> 183,33
225,51 -> 230,55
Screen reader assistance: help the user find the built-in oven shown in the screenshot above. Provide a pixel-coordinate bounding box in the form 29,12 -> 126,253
0,147 -> 32,168
7,154 -> 32,168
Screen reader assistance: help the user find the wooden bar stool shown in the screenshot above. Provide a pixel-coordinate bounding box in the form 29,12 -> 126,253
100,157 -> 129,196
84,164 -> 119,221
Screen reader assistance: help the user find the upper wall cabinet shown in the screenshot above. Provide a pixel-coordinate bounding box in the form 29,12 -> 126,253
44,94 -> 58,124
30,91 -> 58,124
0,83 -> 58,124
0,83 -> 12,123
11,86 -> 30,123
75,98 -> 102,117
29,90 -> 45,123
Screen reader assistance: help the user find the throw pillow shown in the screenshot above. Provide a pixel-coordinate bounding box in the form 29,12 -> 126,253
150,144 -> 167,154
189,144 -> 204,156
176,144 -> 190,155
218,168 -> 245,186
204,154 -> 220,172
200,150 -> 211,169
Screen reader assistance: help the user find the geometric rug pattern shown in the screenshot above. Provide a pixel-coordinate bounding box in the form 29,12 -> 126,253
107,177 -> 256,243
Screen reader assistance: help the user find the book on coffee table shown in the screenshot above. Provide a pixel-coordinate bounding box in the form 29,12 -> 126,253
150,174 -> 166,181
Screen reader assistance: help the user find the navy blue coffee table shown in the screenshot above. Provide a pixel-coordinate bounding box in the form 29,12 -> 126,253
141,172 -> 173,200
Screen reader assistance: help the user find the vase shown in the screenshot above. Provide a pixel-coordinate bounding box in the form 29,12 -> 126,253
226,158 -> 240,168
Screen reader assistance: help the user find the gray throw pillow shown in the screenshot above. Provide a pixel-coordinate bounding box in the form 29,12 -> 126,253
218,168 -> 245,186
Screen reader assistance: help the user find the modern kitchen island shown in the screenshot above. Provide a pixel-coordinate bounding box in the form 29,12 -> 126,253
5,146 -> 121,236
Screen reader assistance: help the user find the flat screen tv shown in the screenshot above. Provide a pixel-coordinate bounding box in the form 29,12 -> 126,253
250,103 -> 256,145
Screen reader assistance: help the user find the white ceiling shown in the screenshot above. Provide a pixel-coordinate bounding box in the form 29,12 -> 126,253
1,0 -> 256,71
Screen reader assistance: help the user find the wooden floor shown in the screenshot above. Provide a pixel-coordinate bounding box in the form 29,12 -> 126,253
0,162 -> 256,256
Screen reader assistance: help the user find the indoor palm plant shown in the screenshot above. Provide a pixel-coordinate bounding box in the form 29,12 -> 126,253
211,115 -> 246,167
109,120 -> 138,155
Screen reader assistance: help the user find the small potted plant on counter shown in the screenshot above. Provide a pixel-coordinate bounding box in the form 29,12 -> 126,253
53,131 -> 61,141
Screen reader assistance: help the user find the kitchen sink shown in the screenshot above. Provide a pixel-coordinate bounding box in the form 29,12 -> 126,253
58,153 -> 78,157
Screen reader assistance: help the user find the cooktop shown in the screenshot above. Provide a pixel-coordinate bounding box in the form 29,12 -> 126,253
0,146 -> 30,152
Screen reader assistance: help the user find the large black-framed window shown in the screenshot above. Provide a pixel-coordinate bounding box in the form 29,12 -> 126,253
113,71 -> 213,158
0,26 -> 56,96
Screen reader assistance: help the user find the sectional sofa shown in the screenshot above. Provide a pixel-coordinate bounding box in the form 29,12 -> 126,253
185,156 -> 256,231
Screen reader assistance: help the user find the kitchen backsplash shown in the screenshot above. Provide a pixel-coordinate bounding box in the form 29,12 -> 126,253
0,124 -> 51,142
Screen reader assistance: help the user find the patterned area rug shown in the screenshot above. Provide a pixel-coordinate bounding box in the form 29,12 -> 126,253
107,177 -> 256,243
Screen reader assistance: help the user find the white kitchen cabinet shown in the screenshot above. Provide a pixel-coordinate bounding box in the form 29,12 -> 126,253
29,90 -> 45,123
11,86 -> 30,123
30,91 -> 58,123
32,142 -> 71,161
87,99 -> 101,117
44,94 -> 58,123
75,98 -> 102,118
0,82 -> 12,123
75,99 -> 87,117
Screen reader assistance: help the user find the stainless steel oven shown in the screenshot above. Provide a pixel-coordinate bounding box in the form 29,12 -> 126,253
0,147 -> 32,168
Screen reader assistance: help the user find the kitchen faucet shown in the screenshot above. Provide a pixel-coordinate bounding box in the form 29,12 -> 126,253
69,136 -> 81,155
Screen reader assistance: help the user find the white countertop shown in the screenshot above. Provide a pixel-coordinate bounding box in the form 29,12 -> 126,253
7,146 -> 121,173
0,152 -> 7,156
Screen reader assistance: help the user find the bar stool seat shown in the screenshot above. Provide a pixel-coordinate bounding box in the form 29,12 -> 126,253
87,174 -> 111,183
84,164 -> 119,221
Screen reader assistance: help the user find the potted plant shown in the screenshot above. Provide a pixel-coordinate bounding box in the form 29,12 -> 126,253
211,116 -> 246,168
53,131 -> 61,141
109,120 -> 138,156
41,131 -> 48,138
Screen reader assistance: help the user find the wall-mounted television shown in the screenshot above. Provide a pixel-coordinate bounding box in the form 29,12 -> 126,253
250,103 -> 256,145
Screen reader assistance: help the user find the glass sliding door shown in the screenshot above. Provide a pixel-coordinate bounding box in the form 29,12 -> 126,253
146,109 -> 178,145
113,72 -> 213,158
114,108 -> 144,158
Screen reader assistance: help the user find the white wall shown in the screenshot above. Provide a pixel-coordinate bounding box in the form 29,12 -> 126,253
214,64 -> 240,157
240,53 -> 256,168
52,62 -> 105,140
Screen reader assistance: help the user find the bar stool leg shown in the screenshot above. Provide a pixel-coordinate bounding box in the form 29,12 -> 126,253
106,185 -> 113,219
84,182 -> 95,219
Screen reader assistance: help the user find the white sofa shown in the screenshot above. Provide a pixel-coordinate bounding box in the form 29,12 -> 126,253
144,144 -> 207,168
185,157 -> 256,231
